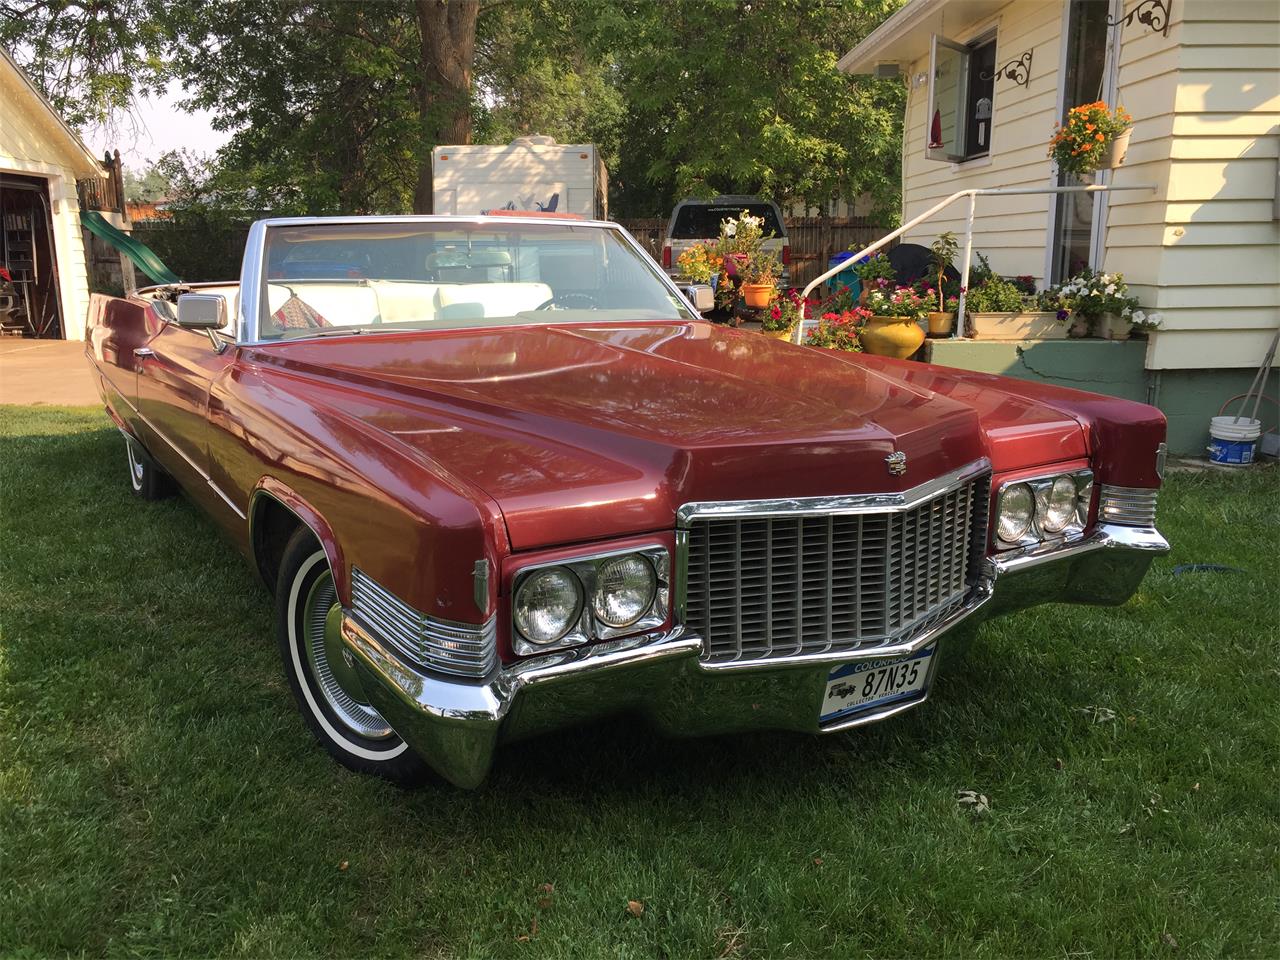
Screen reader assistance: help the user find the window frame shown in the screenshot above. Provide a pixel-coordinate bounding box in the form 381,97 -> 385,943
925,29 -> 999,165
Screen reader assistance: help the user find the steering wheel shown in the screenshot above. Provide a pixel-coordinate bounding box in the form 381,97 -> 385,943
535,292 -> 599,311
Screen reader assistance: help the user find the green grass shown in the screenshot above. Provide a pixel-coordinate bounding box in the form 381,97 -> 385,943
1,405 -> 1277,959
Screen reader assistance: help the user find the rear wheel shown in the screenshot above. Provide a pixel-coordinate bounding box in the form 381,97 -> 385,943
124,435 -> 175,500
275,528 -> 431,785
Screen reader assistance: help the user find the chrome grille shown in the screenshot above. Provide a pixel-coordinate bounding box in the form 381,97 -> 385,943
684,475 -> 989,665
350,568 -> 496,678
1099,484 -> 1159,527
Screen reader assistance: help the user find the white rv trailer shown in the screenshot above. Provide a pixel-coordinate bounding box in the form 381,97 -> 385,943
431,136 -> 608,219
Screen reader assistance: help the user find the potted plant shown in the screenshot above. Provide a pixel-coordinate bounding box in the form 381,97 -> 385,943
852,253 -> 896,305
965,275 -> 1069,340
675,242 -> 722,287
1049,102 -> 1134,179
715,210 -> 779,309
760,289 -> 805,341
861,285 -> 929,358
805,307 -> 869,352
926,232 -> 959,337
1054,269 -> 1161,340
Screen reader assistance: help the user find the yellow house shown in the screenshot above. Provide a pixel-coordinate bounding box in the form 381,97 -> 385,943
839,0 -> 1279,455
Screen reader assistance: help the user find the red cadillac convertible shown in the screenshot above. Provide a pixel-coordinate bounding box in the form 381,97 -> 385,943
86,216 -> 1169,788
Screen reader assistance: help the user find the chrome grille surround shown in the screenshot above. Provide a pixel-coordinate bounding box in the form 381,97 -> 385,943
350,568 -> 497,678
678,460 -> 992,667
1099,484 -> 1159,528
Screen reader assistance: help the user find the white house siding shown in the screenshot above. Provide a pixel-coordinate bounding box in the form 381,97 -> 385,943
898,0 -> 1066,282
1113,0 -> 1280,370
0,56 -> 96,340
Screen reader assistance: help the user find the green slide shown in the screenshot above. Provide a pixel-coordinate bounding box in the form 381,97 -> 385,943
80,210 -> 181,285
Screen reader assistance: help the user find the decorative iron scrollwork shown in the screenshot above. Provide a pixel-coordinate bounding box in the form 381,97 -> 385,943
980,50 -> 1033,88
1107,0 -> 1172,38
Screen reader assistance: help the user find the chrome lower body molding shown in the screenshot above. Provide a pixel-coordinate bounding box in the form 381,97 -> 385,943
341,522 -> 1169,788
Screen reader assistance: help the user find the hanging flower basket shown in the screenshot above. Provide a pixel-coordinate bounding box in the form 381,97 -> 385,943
1049,102 -> 1134,178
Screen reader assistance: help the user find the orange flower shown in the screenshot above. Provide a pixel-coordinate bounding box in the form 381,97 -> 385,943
1096,132 -> 1105,141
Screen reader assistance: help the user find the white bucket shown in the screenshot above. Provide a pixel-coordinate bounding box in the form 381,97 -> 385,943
1208,416 -> 1262,466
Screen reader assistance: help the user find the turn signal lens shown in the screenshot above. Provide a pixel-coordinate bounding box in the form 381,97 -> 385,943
591,554 -> 657,628
1040,475 -> 1079,533
513,567 -> 581,645
996,483 -> 1035,543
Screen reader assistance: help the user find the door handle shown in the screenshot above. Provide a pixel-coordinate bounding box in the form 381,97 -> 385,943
133,347 -> 155,358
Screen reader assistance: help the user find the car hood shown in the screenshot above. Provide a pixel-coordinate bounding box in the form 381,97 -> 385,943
257,322 -> 1085,549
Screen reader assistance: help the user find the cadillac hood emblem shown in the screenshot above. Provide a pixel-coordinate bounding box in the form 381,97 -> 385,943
886,451 -> 908,476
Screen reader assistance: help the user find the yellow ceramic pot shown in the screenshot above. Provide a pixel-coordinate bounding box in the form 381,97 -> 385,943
761,325 -> 795,341
859,315 -> 926,359
926,311 -> 956,337
740,282 -> 775,309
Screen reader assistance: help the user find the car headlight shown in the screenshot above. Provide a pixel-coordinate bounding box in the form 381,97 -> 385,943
996,483 -> 1034,543
592,554 -> 657,628
510,546 -> 670,657
995,470 -> 1093,548
1039,475 -> 1079,534
513,566 -> 582,646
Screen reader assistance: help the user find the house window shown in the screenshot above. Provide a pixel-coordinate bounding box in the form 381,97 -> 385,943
927,33 -> 997,162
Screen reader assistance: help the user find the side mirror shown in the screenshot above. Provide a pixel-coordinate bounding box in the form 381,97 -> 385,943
176,293 -> 227,330
681,284 -> 715,314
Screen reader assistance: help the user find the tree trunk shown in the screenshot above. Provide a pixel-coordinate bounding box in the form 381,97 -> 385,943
413,0 -> 480,213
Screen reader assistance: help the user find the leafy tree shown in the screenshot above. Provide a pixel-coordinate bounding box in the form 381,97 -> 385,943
580,0 -> 905,218
122,164 -> 171,202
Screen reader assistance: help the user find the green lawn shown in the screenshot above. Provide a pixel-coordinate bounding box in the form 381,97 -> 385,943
1,405 -> 1276,959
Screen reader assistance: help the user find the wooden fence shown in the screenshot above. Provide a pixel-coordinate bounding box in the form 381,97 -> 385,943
617,216 -> 893,289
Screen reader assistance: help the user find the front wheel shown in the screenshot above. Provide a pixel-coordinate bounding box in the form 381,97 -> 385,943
275,528 -> 431,786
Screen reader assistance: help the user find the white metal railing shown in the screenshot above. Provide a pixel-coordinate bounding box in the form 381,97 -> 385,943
793,183 -> 1158,344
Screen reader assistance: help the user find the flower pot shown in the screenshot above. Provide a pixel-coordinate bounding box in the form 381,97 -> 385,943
1100,312 -> 1132,341
1068,316 -> 1090,338
1101,127 -> 1131,169
740,282 -> 775,309
859,315 -> 926,359
968,311 -> 1069,341
761,326 -> 795,342
926,311 -> 956,338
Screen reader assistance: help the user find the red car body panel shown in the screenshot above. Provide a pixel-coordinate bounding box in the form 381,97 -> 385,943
87,306 -> 1166,639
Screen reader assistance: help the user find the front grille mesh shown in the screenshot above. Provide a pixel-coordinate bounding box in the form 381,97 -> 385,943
351,568 -> 496,677
685,475 -> 989,665
1099,484 -> 1159,527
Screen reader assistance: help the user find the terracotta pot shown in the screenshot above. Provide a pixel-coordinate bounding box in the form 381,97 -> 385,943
740,282 -> 775,309
1101,127 -> 1131,169
859,315 -> 926,359
926,311 -> 956,337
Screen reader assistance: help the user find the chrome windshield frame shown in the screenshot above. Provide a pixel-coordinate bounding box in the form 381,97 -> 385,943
234,215 -> 699,346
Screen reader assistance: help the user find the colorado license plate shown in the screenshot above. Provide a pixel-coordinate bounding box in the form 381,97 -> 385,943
820,644 -> 936,725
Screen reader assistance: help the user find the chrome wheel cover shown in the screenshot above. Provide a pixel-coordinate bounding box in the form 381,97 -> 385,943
302,570 -> 394,740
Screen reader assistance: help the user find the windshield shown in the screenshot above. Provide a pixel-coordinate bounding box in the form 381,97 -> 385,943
669,203 -> 784,240
256,220 -> 694,341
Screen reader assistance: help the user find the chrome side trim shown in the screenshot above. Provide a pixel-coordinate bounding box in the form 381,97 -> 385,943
1099,484 -> 1159,528
116,390 -> 247,520
990,522 -> 1169,575
676,458 -> 991,526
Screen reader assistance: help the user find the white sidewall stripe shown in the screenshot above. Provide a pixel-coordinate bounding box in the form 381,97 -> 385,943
287,550 -> 408,762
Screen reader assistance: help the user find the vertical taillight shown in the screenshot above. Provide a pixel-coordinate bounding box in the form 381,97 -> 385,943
782,244 -> 791,266
662,242 -> 672,269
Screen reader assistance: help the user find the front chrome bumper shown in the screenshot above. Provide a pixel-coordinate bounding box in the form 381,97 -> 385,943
342,522 -> 1169,788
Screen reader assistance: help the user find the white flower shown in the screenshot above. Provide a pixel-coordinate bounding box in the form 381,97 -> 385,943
723,221 -> 736,237
1092,289 -> 1102,297
1122,306 -> 1132,317
1149,312 -> 1162,324
1132,310 -> 1146,323
1105,284 -> 1116,295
